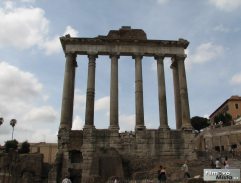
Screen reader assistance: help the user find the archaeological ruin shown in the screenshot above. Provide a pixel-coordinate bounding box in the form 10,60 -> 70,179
49,27 -> 196,183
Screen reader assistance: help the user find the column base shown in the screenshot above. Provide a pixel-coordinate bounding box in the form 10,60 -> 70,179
108,125 -> 119,131
83,125 -> 95,130
135,125 -> 146,131
181,126 -> 193,131
59,124 -> 71,131
159,126 -> 170,130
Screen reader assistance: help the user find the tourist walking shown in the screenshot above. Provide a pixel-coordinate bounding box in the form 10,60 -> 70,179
224,156 -> 229,169
181,161 -> 191,179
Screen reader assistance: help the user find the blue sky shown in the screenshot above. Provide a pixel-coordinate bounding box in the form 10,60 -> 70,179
0,0 -> 241,144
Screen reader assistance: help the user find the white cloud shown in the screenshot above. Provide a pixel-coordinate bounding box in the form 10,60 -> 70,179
0,62 -> 43,103
95,96 -> 110,111
21,0 -> 36,3
29,129 -> 57,143
213,24 -> 230,32
230,73 -> 241,85
119,114 -> 135,131
64,25 -> 79,37
0,4 -> 49,49
209,0 -> 241,11
157,0 -> 169,5
0,3 -> 78,55
0,61 -> 58,144
203,114 -> 209,119
42,25 -> 79,55
189,42 -> 224,64
72,115 -> 84,130
74,89 -> 86,112
23,106 -> 57,123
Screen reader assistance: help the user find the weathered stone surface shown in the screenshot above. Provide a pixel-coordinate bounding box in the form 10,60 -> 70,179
0,151 -> 43,183
51,128 -> 196,182
99,26 -> 147,40
54,27 -> 194,183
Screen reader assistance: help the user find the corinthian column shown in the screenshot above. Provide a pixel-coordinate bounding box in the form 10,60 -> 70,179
60,53 -> 77,130
155,55 -> 169,129
171,59 -> 182,130
134,54 -> 145,130
177,55 -> 192,129
84,54 -> 97,128
109,54 -> 119,130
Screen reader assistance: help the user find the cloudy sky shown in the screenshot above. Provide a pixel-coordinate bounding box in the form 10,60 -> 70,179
0,0 -> 241,144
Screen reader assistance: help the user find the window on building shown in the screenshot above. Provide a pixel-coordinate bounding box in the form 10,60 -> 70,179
69,150 -> 82,163
215,146 -> 220,152
235,103 -> 239,109
221,146 -> 224,151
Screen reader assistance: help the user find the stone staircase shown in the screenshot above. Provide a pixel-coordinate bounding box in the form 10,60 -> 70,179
122,157 -> 241,183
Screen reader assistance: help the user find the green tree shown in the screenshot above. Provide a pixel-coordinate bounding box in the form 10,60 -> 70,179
19,141 -> 30,154
4,139 -> 18,153
191,116 -> 210,132
214,113 -> 232,126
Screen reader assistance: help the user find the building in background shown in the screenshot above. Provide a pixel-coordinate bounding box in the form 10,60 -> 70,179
209,95 -> 241,123
30,142 -> 57,164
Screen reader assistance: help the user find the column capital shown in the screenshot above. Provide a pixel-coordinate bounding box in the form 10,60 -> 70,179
88,53 -> 98,60
173,54 -> 187,61
132,54 -> 143,59
154,54 -> 165,60
170,60 -> 177,69
65,52 -> 77,67
65,52 -> 77,59
109,53 -> 120,59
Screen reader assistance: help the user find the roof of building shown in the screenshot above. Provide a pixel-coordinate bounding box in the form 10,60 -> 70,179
209,95 -> 241,118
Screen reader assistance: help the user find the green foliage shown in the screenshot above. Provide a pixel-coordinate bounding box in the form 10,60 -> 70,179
191,116 -> 210,131
214,113 -> 232,126
19,141 -> 30,154
4,139 -> 18,153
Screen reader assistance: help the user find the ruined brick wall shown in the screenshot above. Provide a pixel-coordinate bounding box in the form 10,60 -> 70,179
52,128 -> 195,183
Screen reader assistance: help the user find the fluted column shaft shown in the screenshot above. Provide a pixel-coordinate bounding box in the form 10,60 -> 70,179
171,59 -> 182,129
156,56 -> 169,129
177,55 -> 192,129
134,55 -> 145,130
60,53 -> 77,129
109,54 -> 119,130
84,54 -> 97,128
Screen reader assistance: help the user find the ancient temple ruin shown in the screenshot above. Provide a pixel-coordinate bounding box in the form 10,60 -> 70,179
49,27 -> 196,183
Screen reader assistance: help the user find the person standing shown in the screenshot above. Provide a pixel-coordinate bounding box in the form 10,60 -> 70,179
62,174 -> 72,183
158,165 -> 167,183
215,158 -> 221,169
160,166 -> 167,183
182,161 -> 191,179
224,156 -> 229,169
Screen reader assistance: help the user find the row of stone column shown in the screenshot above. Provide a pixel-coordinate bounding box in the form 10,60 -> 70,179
59,53 -> 191,131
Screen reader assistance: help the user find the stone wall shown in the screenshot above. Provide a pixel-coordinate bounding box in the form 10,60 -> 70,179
0,151 -> 43,183
50,128 -> 196,183
195,124 -> 241,154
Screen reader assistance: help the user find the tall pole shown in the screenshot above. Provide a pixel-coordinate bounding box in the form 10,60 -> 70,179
12,127 -> 14,140
10,119 -> 17,140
